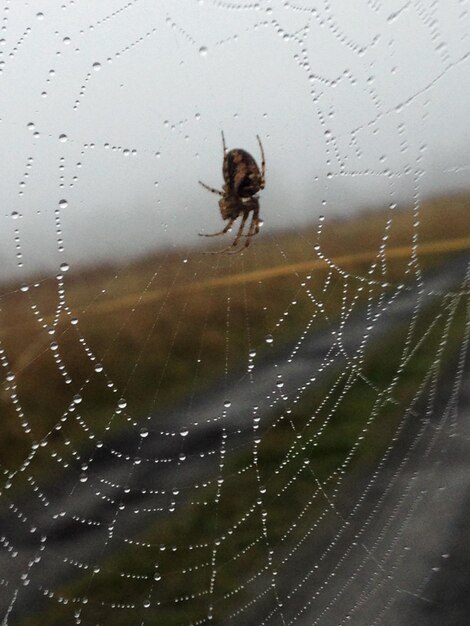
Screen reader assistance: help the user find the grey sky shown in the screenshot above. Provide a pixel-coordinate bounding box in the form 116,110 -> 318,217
1,0 -> 469,280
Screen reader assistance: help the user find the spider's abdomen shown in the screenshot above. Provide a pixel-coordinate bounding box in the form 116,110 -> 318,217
224,149 -> 263,198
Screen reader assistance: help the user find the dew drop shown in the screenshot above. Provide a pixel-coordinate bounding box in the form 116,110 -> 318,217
59,199 -> 68,209
140,428 -> 149,438
60,262 -> 69,272
199,46 -> 208,56
223,400 -> 231,408
265,334 -> 273,344
59,134 -> 68,143
92,62 -> 101,71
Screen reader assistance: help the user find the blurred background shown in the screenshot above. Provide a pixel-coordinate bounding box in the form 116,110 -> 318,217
1,1 -> 470,624
1,0 -> 470,279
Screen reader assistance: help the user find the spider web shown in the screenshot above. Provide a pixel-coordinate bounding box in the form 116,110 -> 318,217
1,1 -> 470,625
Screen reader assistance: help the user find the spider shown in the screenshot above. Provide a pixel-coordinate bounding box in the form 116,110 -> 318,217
198,131 -> 265,254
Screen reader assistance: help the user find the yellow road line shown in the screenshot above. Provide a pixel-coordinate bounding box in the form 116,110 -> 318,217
81,235 -> 470,318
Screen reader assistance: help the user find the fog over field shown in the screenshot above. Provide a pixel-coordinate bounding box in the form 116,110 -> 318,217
1,1 -> 470,280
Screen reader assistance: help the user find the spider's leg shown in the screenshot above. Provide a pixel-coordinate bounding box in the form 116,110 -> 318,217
230,211 -> 248,247
234,210 -> 259,254
256,135 -> 265,189
221,130 -> 227,155
225,213 -> 252,254
253,215 -> 261,235
206,213 -> 248,254
199,218 -> 234,237
198,180 -> 223,196
243,207 -> 260,238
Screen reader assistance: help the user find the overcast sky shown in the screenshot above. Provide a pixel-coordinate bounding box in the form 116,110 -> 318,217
1,0 -> 469,280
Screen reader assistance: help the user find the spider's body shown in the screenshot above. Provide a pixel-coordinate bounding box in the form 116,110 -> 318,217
199,133 -> 265,253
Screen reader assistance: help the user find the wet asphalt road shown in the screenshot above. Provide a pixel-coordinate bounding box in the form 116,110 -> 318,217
0,255 -> 469,625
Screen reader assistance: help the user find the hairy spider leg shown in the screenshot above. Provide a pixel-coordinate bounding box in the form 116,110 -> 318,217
234,209 -> 260,253
246,207 -> 260,239
256,135 -> 265,189
207,211 -> 249,254
221,130 -> 227,155
199,217 -> 235,237
198,180 -> 223,196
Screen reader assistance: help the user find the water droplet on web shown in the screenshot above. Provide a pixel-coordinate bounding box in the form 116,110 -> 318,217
59,199 -> 68,209
180,428 -> 189,437
154,572 -> 161,581
63,37 -> 71,45
60,262 -> 69,272
73,394 -> 82,404
59,134 -> 68,143
79,473 -> 88,483
265,334 -> 273,344
199,46 -> 208,56
92,62 -> 101,71
94,363 -> 103,373
118,398 -> 127,410
223,400 -> 231,408
36,12 -> 45,19
140,428 -> 149,438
